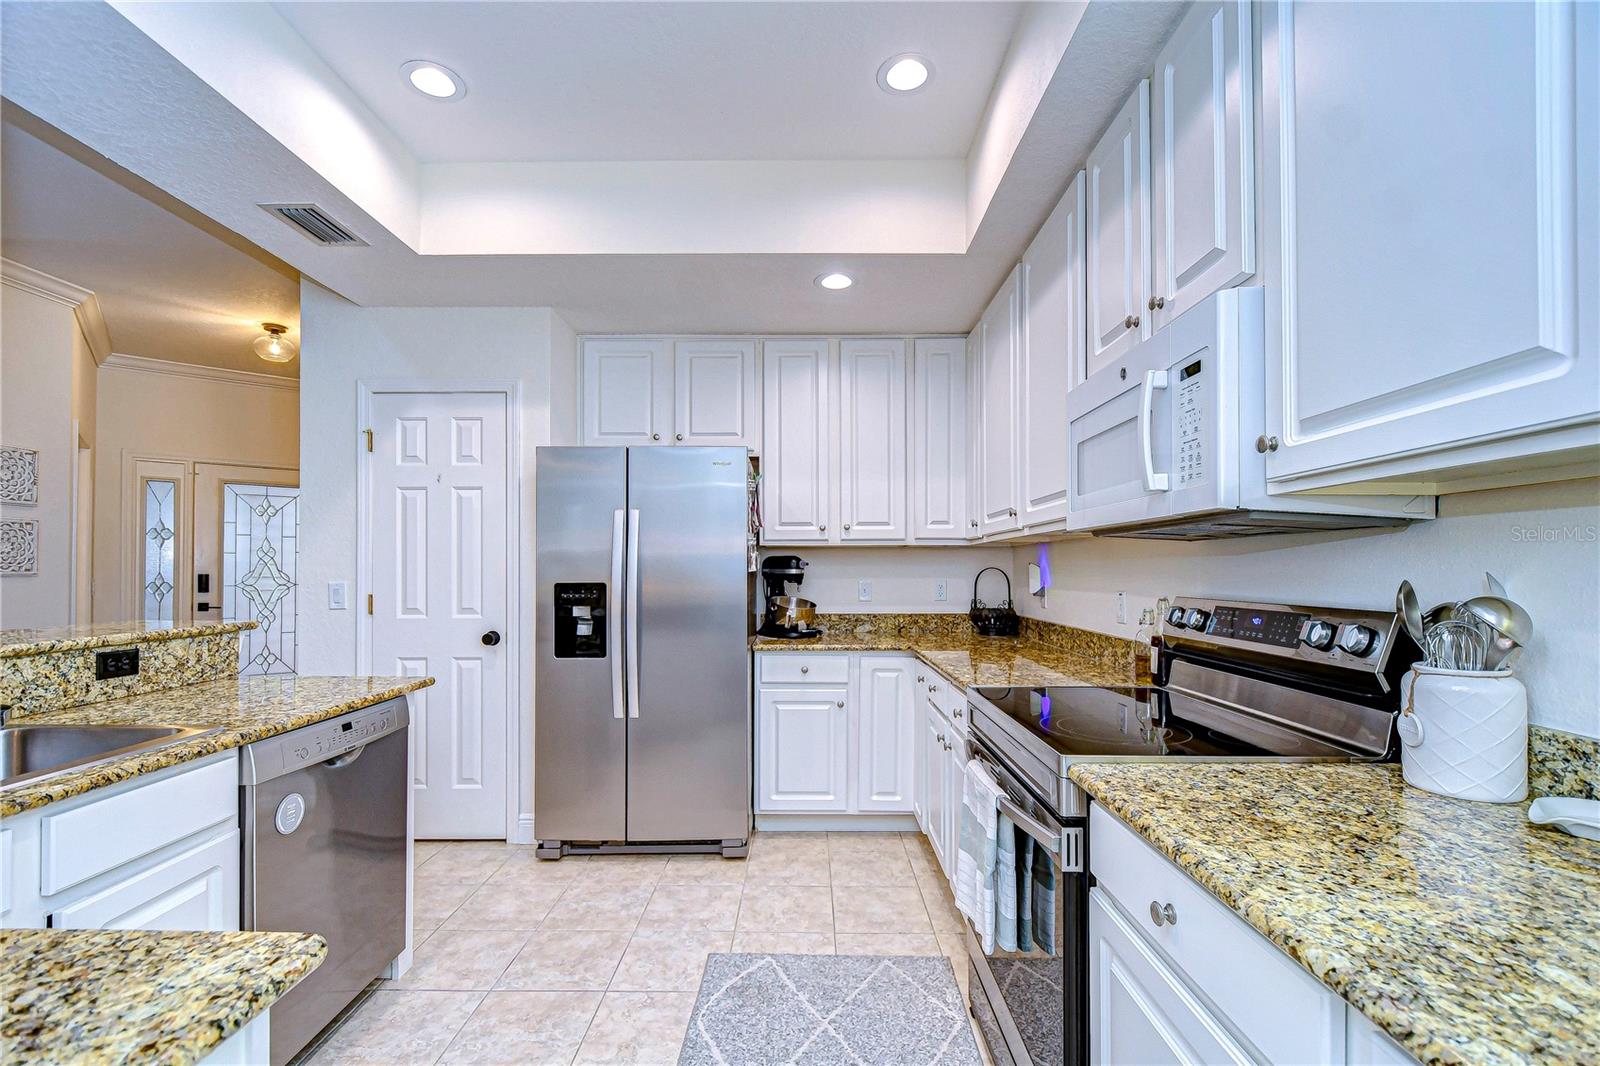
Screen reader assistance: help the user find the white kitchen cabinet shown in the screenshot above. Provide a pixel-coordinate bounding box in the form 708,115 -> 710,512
1017,172 -> 1085,528
965,330 -> 985,539
1089,888 -> 1254,1065
49,830 -> 239,931
978,268 -> 1021,536
839,340 -> 908,542
581,338 -> 674,445
1260,0 -> 1599,493
1086,81 -> 1152,379
911,338 -> 968,541
756,685 -> 849,812
673,339 -> 758,447
760,339 -> 831,542
924,702 -> 954,876
938,713 -> 964,884
854,656 -> 917,812
1347,1008 -> 1421,1066
1149,0 -> 1254,332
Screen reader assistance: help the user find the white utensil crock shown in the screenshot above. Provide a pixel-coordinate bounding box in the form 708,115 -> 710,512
1399,666 -> 1528,803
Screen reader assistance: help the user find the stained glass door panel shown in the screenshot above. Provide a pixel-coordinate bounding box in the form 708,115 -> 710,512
142,479 -> 178,624
221,483 -> 299,675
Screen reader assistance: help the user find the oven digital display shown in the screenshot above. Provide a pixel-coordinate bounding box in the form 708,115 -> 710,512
1207,606 -> 1307,648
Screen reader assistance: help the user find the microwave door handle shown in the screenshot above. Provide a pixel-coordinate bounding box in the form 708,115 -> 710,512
610,509 -> 625,720
1140,368 -> 1171,492
625,508 -> 641,719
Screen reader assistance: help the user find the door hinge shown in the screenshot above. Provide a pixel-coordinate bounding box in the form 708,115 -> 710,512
364,428 -> 373,452
366,594 -> 374,615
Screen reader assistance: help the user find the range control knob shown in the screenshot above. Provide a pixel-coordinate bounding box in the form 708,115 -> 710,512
1303,620 -> 1337,650
1183,608 -> 1210,631
1337,624 -> 1378,657
1166,607 -> 1188,628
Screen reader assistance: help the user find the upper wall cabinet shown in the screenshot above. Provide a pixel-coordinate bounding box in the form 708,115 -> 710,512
1260,0 -> 1599,492
1150,0 -> 1255,331
978,268 -> 1022,537
582,339 -> 673,445
581,337 -> 758,448
673,339 -> 758,447
761,339 -> 831,541
1086,81 -> 1153,379
965,330 -> 985,539
1018,172 -> 1086,529
839,339 -> 908,541
911,338 -> 968,540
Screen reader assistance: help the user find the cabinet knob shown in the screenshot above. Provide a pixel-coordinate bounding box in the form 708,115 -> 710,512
936,733 -> 945,743
929,684 -> 937,693
675,433 -> 684,441
1254,434 -> 1280,454
819,524 -> 827,532
651,433 -> 661,441
837,700 -> 845,708
970,520 -> 979,528
843,523 -> 851,531
1149,901 -> 1177,927
955,708 -> 963,718
917,675 -> 926,683
1009,508 -> 1017,517
944,741 -> 953,751
1148,296 -> 1165,311
1125,314 -> 1141,329
800,665 -> 809,673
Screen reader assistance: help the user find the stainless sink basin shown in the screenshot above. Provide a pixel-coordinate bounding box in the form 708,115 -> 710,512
0,723 -> 216,787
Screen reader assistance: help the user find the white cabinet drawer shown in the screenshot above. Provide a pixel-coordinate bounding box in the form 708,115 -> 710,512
41,755 -> 237,896
759,654 -> 849,685
50,829 -> 239,931
1090,805 -> 1344,1065
924,670 -> 963,721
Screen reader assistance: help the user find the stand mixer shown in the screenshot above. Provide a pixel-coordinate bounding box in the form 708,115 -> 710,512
758,555 -> 821,639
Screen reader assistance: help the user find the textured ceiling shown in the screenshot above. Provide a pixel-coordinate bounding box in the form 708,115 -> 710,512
273,0 -> 1022,163
1,110 -> 300,376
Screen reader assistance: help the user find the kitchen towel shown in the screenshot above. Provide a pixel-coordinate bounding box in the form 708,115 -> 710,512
996,812 -> 1019,952
1017,835 -> 1035,949
954,758 -> 1003,954
1029,834 -> 1057,954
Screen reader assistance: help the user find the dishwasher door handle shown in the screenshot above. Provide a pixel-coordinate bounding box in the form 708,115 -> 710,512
323,745 -> 367,769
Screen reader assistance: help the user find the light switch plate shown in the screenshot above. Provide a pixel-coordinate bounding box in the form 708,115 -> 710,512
857,580 -> 873,602
328,581 -> 349,610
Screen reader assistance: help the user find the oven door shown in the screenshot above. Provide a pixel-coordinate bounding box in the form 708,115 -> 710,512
966,736 -> 1086,1066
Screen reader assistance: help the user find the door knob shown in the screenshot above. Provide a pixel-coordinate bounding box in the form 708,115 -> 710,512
1148,296 -> 1165,311
481,630 -> 502,646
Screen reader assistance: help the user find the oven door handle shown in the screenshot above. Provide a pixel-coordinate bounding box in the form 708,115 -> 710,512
999,795 -> 1061,856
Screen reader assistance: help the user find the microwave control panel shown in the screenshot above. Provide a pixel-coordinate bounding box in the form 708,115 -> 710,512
1175,359 -> 1206,487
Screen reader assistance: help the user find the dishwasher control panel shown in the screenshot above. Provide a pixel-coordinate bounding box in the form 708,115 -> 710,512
279,702 -> 404,775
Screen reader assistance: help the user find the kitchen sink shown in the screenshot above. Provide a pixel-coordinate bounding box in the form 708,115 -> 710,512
0,723 -> 217,787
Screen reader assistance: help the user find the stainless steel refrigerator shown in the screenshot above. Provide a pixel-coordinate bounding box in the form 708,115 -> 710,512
534,446 -> 751,857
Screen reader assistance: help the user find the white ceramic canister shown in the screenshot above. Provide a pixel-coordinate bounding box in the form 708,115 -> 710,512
1398,666 -> 1528,803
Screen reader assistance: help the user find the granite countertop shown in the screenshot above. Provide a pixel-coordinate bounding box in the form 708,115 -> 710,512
0,674 -> 434,817
0,620 -> 257,659
1070,762 -> 1600,1066
1,928 -> 325,1065
752,618 -> 1144,689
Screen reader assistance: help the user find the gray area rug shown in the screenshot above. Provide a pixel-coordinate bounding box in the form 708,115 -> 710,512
678,953 -> 982,1066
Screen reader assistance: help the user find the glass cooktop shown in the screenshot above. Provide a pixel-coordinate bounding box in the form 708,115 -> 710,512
970,685 -> 1361,762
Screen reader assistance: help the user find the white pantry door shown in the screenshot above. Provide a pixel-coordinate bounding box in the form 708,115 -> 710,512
370,391 -> 510,839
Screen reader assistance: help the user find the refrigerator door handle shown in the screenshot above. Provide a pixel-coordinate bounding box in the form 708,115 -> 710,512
625,508 -> 641,719
610,509 -> 626,720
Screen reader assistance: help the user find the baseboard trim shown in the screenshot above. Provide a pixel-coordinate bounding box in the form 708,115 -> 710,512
511,813 -> 536,845
755,813 -> 920,832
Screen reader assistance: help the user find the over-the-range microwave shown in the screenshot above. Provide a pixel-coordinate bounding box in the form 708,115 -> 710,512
1065,288 -> 1435,538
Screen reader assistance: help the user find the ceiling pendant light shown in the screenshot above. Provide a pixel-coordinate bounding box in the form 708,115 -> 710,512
815,272 -> 855,291
877,54 -> 933,94
253,323 -> 297,363
401,60 -> 466,101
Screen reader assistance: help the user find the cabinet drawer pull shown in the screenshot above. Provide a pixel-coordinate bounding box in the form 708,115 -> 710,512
800,665 -> 809,673
1148,296 -> 1165,311
1149,901 -> 1177,927
836,700 -> 845,708
1255,434 -> 1280,453
916,675 -> 926,683
819,524 -> 827,533
651,433 -> 661,441
843,523 -> 851,531
675,433 -> 684,441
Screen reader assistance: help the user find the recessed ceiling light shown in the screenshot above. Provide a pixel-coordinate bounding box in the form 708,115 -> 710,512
402,60 -> 465,100
877,54 -> 932,94
816,272 -> 854,291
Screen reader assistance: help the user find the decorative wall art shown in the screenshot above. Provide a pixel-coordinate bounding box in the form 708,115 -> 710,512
0,519 -> 39,575
0,446 -> 39,504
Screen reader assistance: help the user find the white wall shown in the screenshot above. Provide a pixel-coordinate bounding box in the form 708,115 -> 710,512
91,359 -> 300,622
297,279 -> 579,841
764,545 -> 1013,614
0,282 -> 81,627
1013,480 -> 1600,738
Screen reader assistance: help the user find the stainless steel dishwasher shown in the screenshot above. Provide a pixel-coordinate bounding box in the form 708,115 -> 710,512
241,698 -> 409,1066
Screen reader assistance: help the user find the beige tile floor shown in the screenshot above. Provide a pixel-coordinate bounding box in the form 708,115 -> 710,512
304,831 -> 979,1065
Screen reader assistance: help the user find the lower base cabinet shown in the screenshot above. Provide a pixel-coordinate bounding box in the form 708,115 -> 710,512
757,686 -> 850,811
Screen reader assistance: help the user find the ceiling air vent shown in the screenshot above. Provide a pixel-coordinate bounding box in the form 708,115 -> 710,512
260,203 -> 368,247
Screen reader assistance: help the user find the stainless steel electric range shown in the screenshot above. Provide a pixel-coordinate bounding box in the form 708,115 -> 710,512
962,597 -> 1420,1066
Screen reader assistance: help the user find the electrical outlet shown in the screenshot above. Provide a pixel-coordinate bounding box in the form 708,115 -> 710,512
858,580 -> 873,602
95,647 -> 140,681
933,580 -> 947,603
1116,591 -> 1127,625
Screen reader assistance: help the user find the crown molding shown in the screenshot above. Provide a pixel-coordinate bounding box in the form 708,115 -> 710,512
101,352 -> 299,391
0,259 -> 115,365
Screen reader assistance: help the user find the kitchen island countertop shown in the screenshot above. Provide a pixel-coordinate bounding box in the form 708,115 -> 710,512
0,928 -> 325,1065
1070,761 -> 1600,1066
